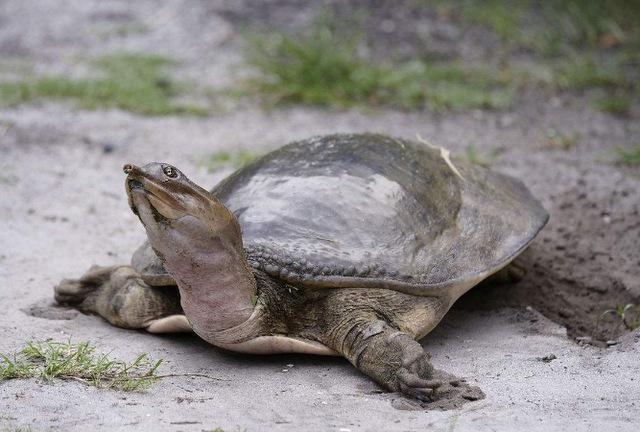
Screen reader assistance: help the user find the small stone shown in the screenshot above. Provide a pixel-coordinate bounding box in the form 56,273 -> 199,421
576,336 -> 592,345
102,142 -> 115,154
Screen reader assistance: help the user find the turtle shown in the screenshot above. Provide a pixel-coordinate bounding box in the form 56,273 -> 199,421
54,133 -> 548,401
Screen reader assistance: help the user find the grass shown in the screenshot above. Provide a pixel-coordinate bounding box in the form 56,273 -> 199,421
457,145 -> 503,167
0,53 -> 207,116
551,56 -> 631,91
595,303 -> 640,339
439,0 -> 640,56
436,0 -> 523,51
615,144 -> 640,166
545,129 -> 578,150
0,340 -> 163,391
0,174 -> 18,185
432,0 -> 639,113
242,6 -> 637,114
242,24 -> 515,111
593,94 -> 632,116
199,150 -> 262,172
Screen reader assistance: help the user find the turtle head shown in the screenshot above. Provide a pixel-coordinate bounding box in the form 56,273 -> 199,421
123,162 -> 243,256
124,162 -> 256,336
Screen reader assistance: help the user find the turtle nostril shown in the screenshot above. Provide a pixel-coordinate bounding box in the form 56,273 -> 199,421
123,164 -> 134,174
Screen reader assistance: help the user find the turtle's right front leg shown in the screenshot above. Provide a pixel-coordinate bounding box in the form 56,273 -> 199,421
55,265 -> 190,333
328,318 -> 442,401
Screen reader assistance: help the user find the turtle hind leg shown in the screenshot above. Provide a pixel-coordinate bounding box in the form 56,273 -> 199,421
55,265 -> 189,332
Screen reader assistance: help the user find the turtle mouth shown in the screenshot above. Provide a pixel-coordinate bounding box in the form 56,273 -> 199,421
127,180 -> 172,224
126,175 -> 187,222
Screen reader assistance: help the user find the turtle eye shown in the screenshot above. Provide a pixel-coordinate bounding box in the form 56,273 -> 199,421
163,165 -> 178,178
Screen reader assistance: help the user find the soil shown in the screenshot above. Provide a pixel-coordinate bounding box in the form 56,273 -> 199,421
1,1 -> 639,431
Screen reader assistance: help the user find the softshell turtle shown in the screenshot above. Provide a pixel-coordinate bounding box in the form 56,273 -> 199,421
55,134 -> 548,400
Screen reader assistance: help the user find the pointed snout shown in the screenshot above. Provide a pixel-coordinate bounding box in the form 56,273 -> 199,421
123,163 -> 139,175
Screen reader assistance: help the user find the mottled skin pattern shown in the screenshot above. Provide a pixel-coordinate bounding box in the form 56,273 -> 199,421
55,134 -> 548,401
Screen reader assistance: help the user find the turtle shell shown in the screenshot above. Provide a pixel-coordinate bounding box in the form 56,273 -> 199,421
134,134 -> 548,295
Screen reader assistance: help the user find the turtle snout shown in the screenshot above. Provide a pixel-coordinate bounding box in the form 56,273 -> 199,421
123,163 -> 137,174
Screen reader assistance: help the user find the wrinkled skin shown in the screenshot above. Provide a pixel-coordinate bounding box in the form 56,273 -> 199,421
55,134 -> 547,401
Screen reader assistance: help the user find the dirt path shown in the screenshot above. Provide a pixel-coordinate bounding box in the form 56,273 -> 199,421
1,1 -> 639,431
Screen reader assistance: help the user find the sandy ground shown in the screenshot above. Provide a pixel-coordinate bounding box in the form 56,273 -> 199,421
1,1 -> 639,431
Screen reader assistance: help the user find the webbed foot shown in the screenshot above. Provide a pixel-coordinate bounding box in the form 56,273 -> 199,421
55,265 -> 128,306
334,320 -> 443,401
395,341 -> 442,401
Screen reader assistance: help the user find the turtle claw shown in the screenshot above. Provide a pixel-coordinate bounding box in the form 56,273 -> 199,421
393,342 -> 441,401
54,277 -> 90,304
397,368 -> 442,401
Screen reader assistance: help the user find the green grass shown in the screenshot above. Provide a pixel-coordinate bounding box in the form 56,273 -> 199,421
199,150 -> 262,172
434,0 -> 640,114
0,340 -> 163,391
0,53 -> 207,116
436,0 -> 523,48
593,94 -> 632,116
545,129 -> 578,150
242,24 -> 514,111
551,56 -> 631,90
439,0 -> 640,56
241,7 -> 637,113
456,145 -> 503,167
615,144 -> 640,166
596,303 -> 640,339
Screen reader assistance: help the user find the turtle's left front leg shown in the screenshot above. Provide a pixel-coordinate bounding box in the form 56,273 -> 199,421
328,318 -> 442,400
55,265 -> 188,332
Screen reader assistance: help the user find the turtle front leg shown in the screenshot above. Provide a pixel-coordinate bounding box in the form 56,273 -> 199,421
332,319 -> 442,401
55,265 -> 189,332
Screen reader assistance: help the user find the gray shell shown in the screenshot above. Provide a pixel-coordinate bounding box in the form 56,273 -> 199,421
133,134 -> 548,295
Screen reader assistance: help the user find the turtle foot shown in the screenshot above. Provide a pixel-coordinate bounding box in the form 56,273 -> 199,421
54,265 -> 122,305
54,264 -> 182,330
395,343 -> 442,401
